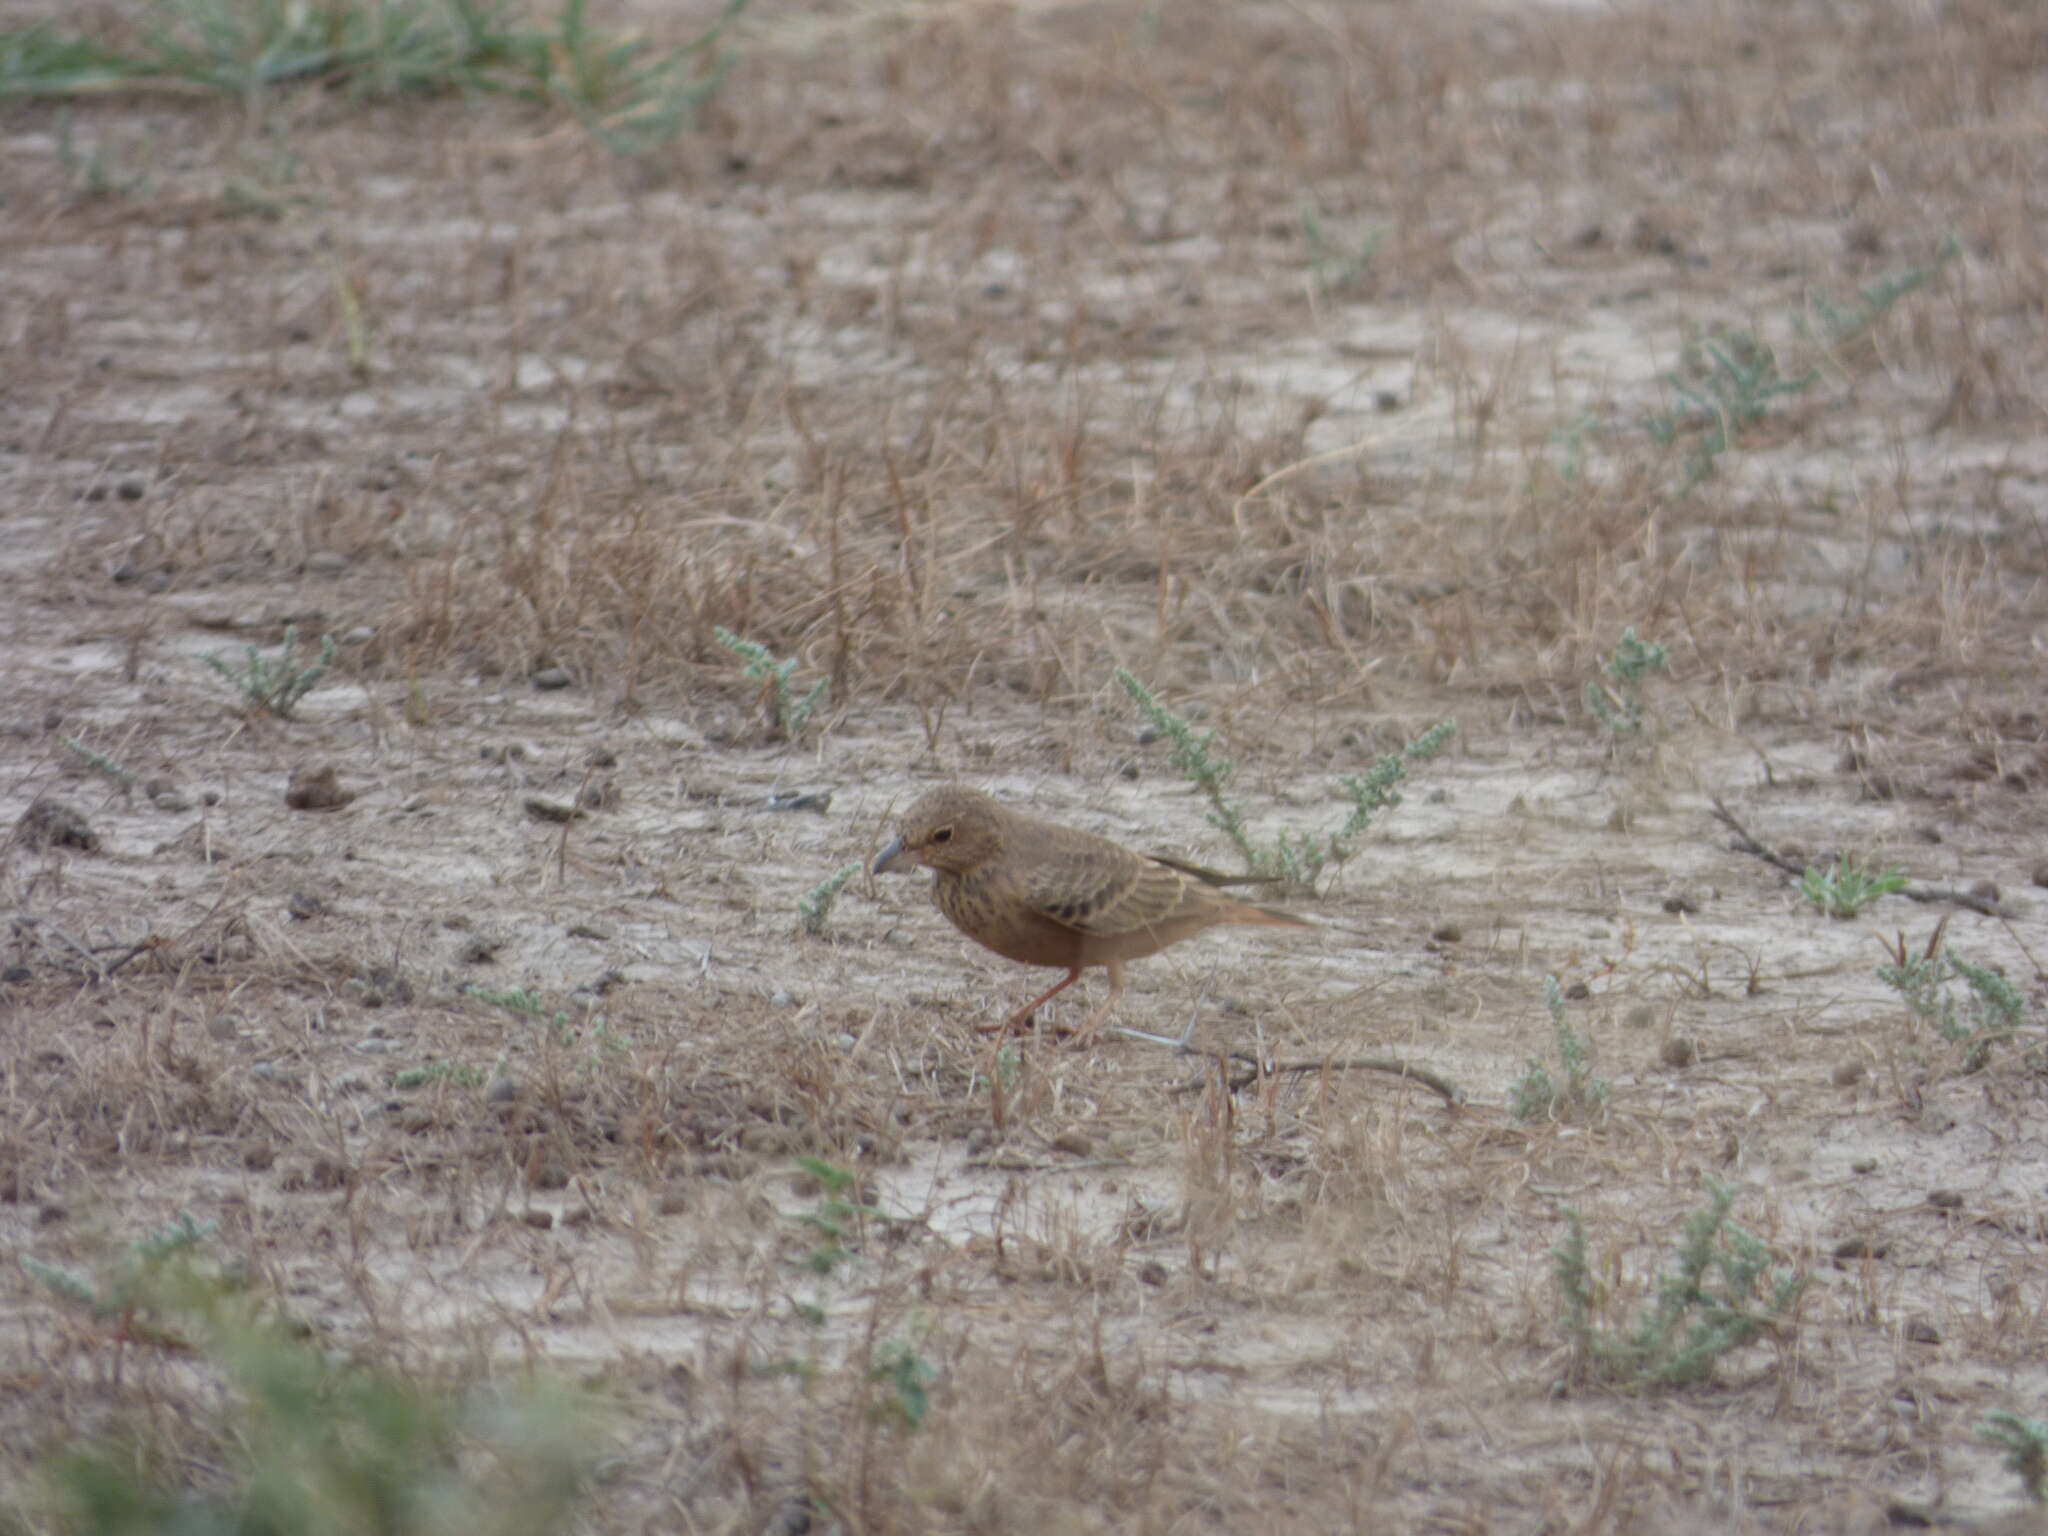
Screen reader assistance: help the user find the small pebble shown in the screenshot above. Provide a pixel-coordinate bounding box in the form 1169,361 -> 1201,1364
1927,1189 -> 1964,1211
531,666 -> 574,691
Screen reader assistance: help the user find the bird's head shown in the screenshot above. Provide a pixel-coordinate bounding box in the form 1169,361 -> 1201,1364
872,787 -> 1004,877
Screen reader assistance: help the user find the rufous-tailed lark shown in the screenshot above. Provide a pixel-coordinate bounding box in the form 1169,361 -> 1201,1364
873,786 -> 1309,1041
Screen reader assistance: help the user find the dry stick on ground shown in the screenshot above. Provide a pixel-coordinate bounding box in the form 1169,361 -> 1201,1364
1106,1023 -> 1464,1104
1708,797 -> 2005,918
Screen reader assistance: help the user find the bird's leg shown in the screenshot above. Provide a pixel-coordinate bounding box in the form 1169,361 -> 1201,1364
980,967 -> 1084,1036
1064,960 -> 1125,1048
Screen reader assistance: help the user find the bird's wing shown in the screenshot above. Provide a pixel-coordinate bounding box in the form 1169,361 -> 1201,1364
1019,846 -> 1218,937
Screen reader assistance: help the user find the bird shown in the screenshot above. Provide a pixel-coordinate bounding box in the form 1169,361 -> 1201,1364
871,786 -> 1311,1042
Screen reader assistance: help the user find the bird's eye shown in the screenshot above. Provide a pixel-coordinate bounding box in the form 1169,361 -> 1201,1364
930,826 -> 953,844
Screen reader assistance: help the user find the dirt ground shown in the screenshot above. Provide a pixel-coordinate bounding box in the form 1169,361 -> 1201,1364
6,0 -> 2048,1530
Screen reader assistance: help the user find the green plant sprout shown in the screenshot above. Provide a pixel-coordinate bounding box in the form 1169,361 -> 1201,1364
1584,628 -> 1667,737
1800,856 -> 1907,918
714,626 -> 828,740
1800,240 -> 1958,353
200,622 -> 335,717
1645,328 -> 1815,488
1511,975 -> 1610,1124
792,1156 -> 884,1278
799,864 -> 860,937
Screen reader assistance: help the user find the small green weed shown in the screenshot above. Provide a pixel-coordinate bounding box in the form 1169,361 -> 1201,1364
798,863 -> 860,937
1511,976 -> 1610,1124
1583,628 -> 1668,738
1800,856 -> 1907,918
516,0 -> 747,155
61,735 -> 137,787
1878,929 -> 2033,1072
393,1061 -> 488,1090
200,622 -> 335,718
460,985 -> 575,1043
1116,669 -> 1453,894
1645,327 -> 1815,489
1553,1182 -> 1806,1390
22,1212 -> 215,1334
714,626 -> 828,742
867,1340 -> 938,1432
1981,1411 -> 2048,1504
1800,240 -> 1958,355
792,1157 -> 882,1278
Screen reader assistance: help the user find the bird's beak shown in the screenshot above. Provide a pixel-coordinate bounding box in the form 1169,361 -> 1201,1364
872,835 -> 906,875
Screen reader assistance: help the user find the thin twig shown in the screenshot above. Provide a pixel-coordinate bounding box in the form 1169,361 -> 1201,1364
1105,1024 -> 1463,1104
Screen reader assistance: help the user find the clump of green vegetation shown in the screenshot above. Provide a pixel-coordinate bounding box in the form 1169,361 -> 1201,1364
715,626 -> 829,741
1800,239 -> 1958,356
798,863 -> 861,937
1800,855 -> 1907,919
1981,1411 -> 2048,1505
791,1157 -> 881,1281
1115,669 -> 1453,894
1511,976 -> 1610,1124
1583,628 -> 1667,738
0,0 -> 748,154
1553,1183 -> 1806,1391
200,623 -> 335,718
1646,327 -> 1816,489
867,1340 -> 938,1432
1878,930 -> 2034,1072
21,1215 -> 598,1536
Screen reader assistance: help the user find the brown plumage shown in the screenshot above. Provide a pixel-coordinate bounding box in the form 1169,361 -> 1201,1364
872,786 -> 1310,1041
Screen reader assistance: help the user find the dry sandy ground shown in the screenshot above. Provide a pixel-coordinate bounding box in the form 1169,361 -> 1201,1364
5,0 -> 2048,1530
